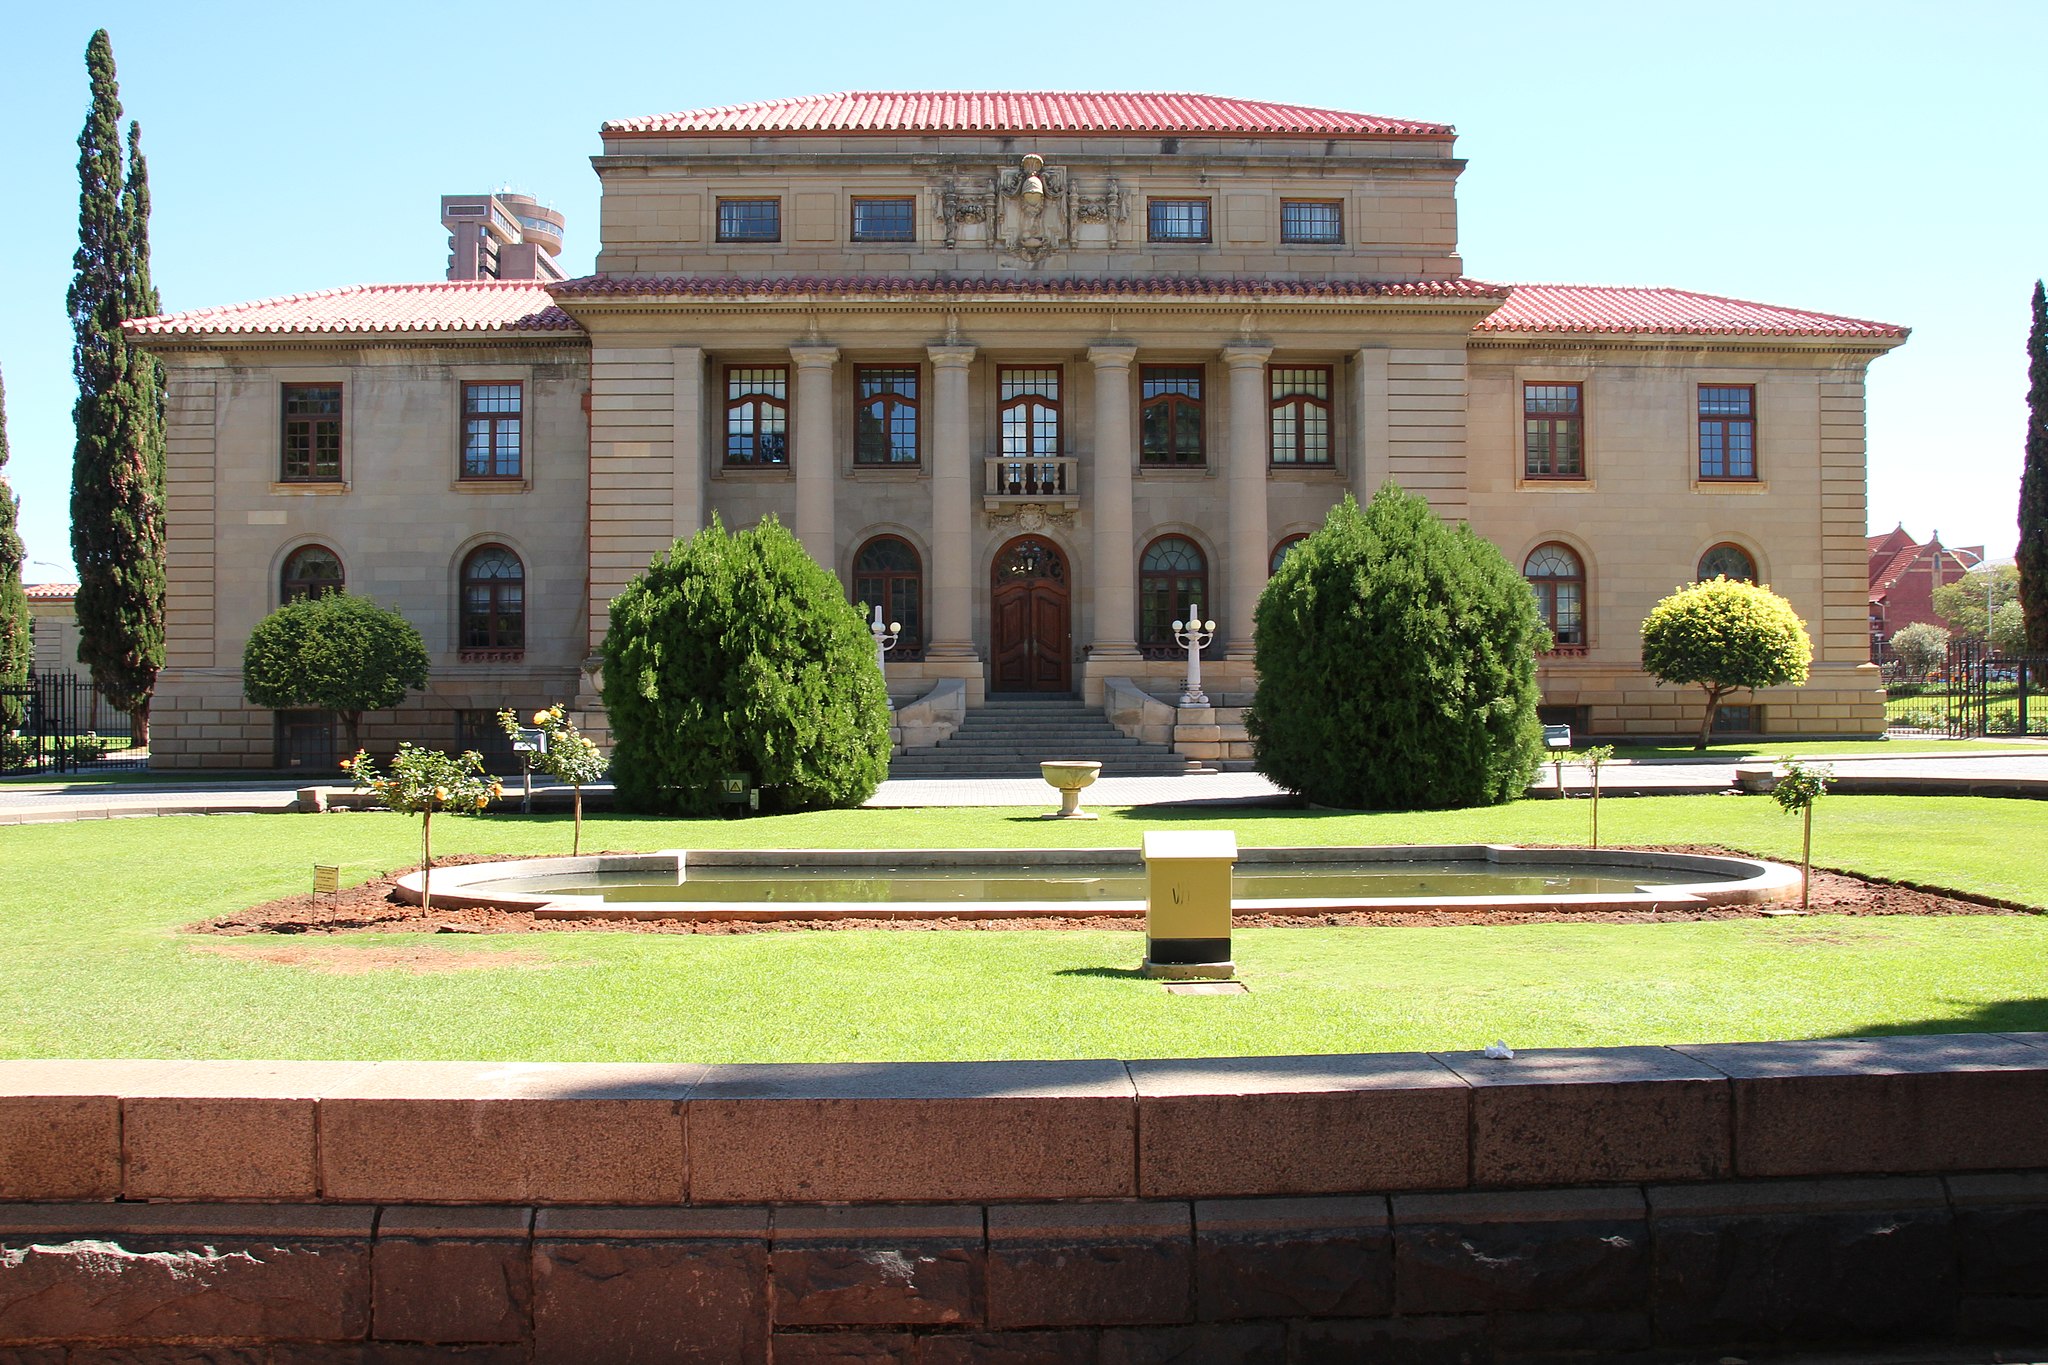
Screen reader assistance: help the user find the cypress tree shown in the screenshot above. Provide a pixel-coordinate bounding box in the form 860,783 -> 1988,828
68,29 -> 166,743
0,367 -> 32,724
2020,281 -> 2048,652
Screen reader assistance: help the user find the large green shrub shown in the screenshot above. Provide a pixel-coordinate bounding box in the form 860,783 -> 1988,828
242,592 -> 429,754
1641,577 -> 1812,751
1888,621 -> 1949,679
1245,487 -> 1546,809
603,514 -> 889,815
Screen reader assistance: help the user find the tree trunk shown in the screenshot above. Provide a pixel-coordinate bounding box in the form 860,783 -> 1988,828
420,809 -> 433,913
1693,688 -> 1727,751
129,705 -> 148,749
572,784 -> 583,857
1590,769 -> 1601,849
1801,801 -> 1813,911
342,712 -> 362,759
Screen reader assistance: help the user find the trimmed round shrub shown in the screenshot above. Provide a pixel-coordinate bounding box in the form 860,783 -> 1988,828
242,592 -> 429,755
1641,577 -> 1812,750
1245,486 -> 1546,809
1888,621 -> 1949,679
603,514 -> 889,815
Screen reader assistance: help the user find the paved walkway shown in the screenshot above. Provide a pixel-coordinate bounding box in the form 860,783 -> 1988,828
2,749 -> 2045,823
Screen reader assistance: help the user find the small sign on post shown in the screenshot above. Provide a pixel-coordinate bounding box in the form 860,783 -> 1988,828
1544,724 -> 1573,796
312,863 -> 340,908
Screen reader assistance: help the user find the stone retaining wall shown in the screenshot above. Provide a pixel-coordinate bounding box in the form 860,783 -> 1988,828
4,1035 -> 2047,1360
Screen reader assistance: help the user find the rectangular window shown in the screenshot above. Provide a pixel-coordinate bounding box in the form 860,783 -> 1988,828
716,197 -> 781,243
1699,385 -> 1757,479
1280,200 -> 1344,244
281,384 -> 342,481
1269,366 -> 1333,465
854,366 -> 920,465
998,367 -> 1062,457
1146,198 -> 1210,243
724,365 -> 790,466
1523,382 -> 1584,478
1139,365 -> 1205,466
460,381 -> 523,479
851,197 -> 916,243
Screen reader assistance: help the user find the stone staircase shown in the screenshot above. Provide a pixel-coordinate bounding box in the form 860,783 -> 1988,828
885,696 -> 1189,779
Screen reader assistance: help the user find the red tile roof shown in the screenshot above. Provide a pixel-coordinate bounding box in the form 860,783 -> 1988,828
549,274 -> 1506,302
1481,285 -> 1907,340
24,582 -> 77,601
604,92 -> 1452,139
124,282 -> 577,338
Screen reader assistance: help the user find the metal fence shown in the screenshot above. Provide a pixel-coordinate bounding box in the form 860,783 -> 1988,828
1884,645 -> 2048,738
0,672 -> 149,775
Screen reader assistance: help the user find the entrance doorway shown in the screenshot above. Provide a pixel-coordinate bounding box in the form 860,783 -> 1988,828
990,536 -> 1071,693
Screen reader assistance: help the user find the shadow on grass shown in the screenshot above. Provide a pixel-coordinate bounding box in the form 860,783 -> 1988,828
1054,966 -> 1150,981
1821,998 -> 2048,1038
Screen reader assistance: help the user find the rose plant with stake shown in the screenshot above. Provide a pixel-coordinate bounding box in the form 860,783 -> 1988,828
500,703 -> 608,855
343,744 -> 500,911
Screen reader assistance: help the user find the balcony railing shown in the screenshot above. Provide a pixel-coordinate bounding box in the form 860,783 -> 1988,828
983,455 -> 1081,510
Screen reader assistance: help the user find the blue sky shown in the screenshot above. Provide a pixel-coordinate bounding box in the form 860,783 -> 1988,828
1,0 -> 2042,581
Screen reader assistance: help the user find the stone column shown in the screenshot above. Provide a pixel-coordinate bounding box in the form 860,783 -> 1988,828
790,344 -> 839,570
1087,344 -> 1141,661
925,344 -> 979,659
1223,343 -> 1274,659
672,346 -> 706,541
1351,346 -> 1389,503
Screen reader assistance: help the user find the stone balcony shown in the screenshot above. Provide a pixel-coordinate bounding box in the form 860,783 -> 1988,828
982,455 -> 1081,512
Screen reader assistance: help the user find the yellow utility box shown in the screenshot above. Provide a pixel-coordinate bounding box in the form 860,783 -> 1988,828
1141,830 -> 1238,979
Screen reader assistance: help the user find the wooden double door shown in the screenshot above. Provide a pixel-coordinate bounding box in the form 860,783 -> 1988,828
990,536 -> 1071,693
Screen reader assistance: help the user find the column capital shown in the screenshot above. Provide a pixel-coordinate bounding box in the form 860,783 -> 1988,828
927,343 -> 977,368
1222,342 -> 1275,369
1087,343 -> 1138,369
789,344 -> 840,368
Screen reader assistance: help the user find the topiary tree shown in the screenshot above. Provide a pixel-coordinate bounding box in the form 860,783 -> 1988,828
1641,578 -> 1812,751
1244,486 -> 1546,810
602,513 -> 889,815
344,744 -> 499,912
1770,758 -> 1834,912
1888,621 -> 1949,679
242,593 -> 429,756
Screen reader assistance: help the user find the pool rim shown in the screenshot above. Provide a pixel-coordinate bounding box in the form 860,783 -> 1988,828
394,845 -> 1804,921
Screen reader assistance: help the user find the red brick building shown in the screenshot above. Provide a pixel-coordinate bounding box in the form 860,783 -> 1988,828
1868,524 -> 1981,657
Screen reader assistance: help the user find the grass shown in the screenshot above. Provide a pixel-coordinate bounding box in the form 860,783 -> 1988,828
2,795 -> 2044,1063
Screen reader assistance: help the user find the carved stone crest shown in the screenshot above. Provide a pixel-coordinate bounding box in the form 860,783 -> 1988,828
996,152 -> 1071,265
986,503 -> 1073,532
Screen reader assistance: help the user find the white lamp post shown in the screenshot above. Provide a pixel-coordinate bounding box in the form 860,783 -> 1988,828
869,604 -> 902,710
1172,603 -> 1217,707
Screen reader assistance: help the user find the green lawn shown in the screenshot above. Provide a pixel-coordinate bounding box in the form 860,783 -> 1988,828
1607,736 -> 2036,760
2,795 -> 2043,1063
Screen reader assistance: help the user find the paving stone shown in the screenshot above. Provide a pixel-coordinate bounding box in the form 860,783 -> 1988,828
0,1203 -> 372,1342
1098,1321 -> 1287,1364
531,1208 -> 767,1365
1289,1313 -> 1488,1365
1433,1045 -> 1729,1186
765,1332 -> 916,1365
1677,1035 -> 2048,1177
1193,1196 -> 1391,1321
771,1205 -> 983,1327
1648,1176 -> 1954,1348
688,1061 -> 1133,1203
1131,1055 -> 1467,1197
986,1203 -> 1192,1329
372,1207 -> 531,1344
1391,1188 -> 1649,1315
919,1330 -> 1101,1365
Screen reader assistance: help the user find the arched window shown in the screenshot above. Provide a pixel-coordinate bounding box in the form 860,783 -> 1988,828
852,535 -> 923,659
1270,534 -> 1308,576
280,545 -> 344,602
1524,543 -> 1586,649
460,545 -> 525,652
1139,535 -> 1208,654
1697,543 -> 1757,583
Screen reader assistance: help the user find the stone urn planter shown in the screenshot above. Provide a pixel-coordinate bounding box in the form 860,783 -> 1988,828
1040,760 -> 1103,820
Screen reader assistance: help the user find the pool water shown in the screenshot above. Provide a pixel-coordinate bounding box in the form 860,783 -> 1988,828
476,859 -> 1737,905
